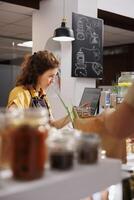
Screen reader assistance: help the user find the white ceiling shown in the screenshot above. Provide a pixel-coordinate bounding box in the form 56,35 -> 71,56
0,1 -> 134,61
0,1 -> 33,61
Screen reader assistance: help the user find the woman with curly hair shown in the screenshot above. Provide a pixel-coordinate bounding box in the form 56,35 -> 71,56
7,50 -> 70,129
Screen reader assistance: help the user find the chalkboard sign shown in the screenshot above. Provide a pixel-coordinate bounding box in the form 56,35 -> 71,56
79,88 -> 101,115
72,12 -> 103,78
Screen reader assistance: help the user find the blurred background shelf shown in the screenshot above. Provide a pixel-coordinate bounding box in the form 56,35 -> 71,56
0,158 -> 121,200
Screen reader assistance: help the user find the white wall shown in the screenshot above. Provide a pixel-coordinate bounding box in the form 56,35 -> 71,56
98,0 -> 134,18
32,0 -> 62,52
78,0 -> 97,17
33,0 -> 98,118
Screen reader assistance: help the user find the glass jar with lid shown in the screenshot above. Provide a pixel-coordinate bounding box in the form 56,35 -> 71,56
0,112 -> 8,169
47,128 -> 74,170
0,108 -> 16,170
76,132 -> 101,164
118,72 -> 134,103
10,108 -> 49,180
118,72 -> 134,155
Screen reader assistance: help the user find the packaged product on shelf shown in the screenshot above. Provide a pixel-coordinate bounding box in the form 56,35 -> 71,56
118,72 -> 134,103
100,89 -> 111,108
118,72 -> 134,155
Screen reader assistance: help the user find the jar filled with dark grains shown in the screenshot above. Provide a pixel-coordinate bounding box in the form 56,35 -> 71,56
10,108 -> 49,181
76,133 -> 101,164
48,129 -> 74,170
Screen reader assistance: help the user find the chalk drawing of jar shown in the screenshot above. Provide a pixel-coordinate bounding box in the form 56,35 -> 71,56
76,19 -> 85,40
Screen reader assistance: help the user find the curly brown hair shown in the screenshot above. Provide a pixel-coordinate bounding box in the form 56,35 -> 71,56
16,50 -> 59,88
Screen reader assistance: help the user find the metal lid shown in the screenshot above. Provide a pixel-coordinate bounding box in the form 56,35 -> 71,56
77,132 -> 101,145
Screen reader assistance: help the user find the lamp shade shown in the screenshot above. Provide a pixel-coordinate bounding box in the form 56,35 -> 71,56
53,21 -> 75,42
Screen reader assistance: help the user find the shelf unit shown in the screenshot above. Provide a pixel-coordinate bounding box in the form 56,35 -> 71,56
0,158 -> 121,200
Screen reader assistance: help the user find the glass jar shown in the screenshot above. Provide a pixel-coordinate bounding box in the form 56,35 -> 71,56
10,108 -> 49,181
76,133 -> 101,164
0,113 -> 7,169
118,72 -> 134,103
118,72 -> 134,156
0,108 -> 15,170
47,129 -> 74,170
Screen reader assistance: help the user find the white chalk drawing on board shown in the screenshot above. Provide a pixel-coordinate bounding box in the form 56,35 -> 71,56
76,18 -> 85,40
79,47 -> 101,61
74,47 -> 102,77
87,62 -> 103,76
74,50 -> 87,76
85,24 -> 100,47
72,12 -> 103,78
76,17 -> 100,47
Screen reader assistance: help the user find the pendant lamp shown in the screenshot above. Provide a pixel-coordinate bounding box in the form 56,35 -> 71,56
53,0 -> 75,42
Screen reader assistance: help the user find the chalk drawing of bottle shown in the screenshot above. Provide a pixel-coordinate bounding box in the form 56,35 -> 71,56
77,50 -> 85,65
76,19 -> 85,40
75,50 -> 87,77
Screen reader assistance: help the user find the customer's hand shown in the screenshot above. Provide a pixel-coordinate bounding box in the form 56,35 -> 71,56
73,107 -> 127,163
